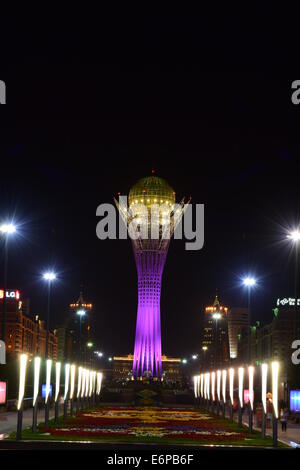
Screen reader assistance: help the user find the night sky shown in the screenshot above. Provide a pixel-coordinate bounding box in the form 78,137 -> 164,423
0,15 -> 299,359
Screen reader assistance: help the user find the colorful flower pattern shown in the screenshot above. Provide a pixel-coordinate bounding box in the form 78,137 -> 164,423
41,407 -> 246,443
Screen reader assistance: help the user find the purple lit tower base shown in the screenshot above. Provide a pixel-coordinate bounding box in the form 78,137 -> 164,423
132,248 -> 168,378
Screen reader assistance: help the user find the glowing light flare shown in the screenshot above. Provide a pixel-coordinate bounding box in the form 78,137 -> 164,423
248,366 -> 254,410
287,230 -> 300,242
243,277 -> 256,287
76,309 -> 86,317
55,362 -> 61,402
17,354 -> 28,410
45,359 -> 52,404
33,357 -> 41,407
70,365 -> 76,399
197,375 -> 200,398
77,367 -> 82,398
217,370 -> 221,401
222,370 -> 227,403
261,363 -> 268,414
212,313 -> 222,320
229,368 -> 234,405
211,372 -> 216,401
272,362 -> 279,418
238,367 -> 244,407
43,272 -> 56,281
0,223 -> 16,234
64,363 -> 70,400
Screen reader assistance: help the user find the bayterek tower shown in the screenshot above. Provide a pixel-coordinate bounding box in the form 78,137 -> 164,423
116,175 -> 185,379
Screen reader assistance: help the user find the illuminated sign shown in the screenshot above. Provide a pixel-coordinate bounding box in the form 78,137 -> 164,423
244,389 -> 255,404
0,289 -> 20,300
290,390 -> 300,412
277,298 -> 300,306
0,381 -> 7,405
42,384 -> 53,398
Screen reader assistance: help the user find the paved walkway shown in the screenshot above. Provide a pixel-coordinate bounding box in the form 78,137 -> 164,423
0,406 -> 58,438
220,405 -> 300,448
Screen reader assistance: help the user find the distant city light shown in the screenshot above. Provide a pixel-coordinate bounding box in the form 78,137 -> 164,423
43,272 -> 56,281
192,354 -> 198,360
182,358 -> 187,364
243,277 -> 256,287
108,357 -> 113,362
76,309 -> 86,316
87,342 -> 93,348
0,223 -> 16,234
202,346 -> 208,351
287,230 -> 300,242
212,312 -> 221,320
94,351 -> 103,357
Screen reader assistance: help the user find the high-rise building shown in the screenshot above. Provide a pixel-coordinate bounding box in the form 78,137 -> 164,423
116,175 -> 185,378
201,294 -> 229,368
0,288 -> 57,360
55,290 -> 93,362
227,307 -> 248,359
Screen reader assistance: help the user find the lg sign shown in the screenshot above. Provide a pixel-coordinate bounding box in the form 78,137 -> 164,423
0,289 -> 20,300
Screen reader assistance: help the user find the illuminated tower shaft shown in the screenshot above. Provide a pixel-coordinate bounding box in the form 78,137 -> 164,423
133,244 -> 169,378
115,175 -> 186,379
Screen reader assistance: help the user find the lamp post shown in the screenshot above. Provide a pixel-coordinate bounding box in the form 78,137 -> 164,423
64,363 -> 70,418
216,370 -> 221,416
202,345 -> 208,369
261,363 -> 268,439
54,362 -> 61,423
229,368 -> 234,421
243,277 -> 256,363
70,364 -> 76,416
76,309 -> 86,361
272,362 -> 279,448
238,367 -> 244,427
0,223 -> 16,343
32,357 -> 41,432
222,369 -> 226,418
287,230 -> 300,338
212,312 -> 221,369
248,366 -> 254,433
43,272 -> 56,359
16,353 -> 28,441
45,359 -> 52,427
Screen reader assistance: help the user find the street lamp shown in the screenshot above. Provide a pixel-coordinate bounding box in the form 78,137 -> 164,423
0,223 -> 16,342
243,277 -> 256,363
76,309 -> 86,360
212,312 -> 221,368
201,345 -> 208,367
43,272 -> 56,359
287,230 -> 300,337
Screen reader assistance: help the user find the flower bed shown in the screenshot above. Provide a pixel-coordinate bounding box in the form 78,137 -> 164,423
40,406 -> 247,443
